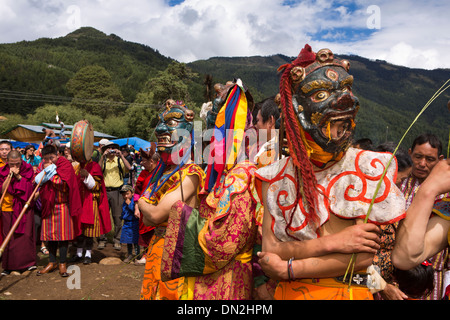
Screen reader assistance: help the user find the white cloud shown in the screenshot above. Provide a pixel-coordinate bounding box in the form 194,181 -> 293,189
0,3 -> 17,21
330,1 -> 450,69
380,42 -> 440,70
0,0 -> 449,69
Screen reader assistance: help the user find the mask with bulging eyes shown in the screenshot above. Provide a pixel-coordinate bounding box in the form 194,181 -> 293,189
292,52 -> 359,154
155,100 -> 195,156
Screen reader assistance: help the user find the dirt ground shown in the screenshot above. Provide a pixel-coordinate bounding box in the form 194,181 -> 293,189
0,242 -> 145,300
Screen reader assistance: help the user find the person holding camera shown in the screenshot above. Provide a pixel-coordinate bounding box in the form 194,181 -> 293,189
98,140 -> 132,250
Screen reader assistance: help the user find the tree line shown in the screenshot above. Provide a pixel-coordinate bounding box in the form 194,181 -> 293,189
0,61 -> 205,141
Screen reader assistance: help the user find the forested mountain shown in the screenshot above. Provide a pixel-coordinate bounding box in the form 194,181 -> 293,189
189,54 -> 450,149
0,27 -> 173,114
0,27 -> 449,149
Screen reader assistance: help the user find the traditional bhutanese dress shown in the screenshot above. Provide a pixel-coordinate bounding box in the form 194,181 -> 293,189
140,163 -> 205,300
255,147 -> 406,300
401,175 -> 450,300
75,161 -> 111,238
434,196 -> 450,298
161,161 -> 259,300
41,175 -> 75,241
81,175 -> 102,237
0,158 -> 6,245
134,169 -> 155,248
434,197 -> 450,300
434,197 -> 450,225
39,157 -> 82,242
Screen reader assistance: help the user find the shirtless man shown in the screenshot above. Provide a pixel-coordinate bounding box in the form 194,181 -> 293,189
256,45 -> 406,300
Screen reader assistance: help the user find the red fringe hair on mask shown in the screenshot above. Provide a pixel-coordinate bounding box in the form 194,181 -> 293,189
277,44 -> 321,235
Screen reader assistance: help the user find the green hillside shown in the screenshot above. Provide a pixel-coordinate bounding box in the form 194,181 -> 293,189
0,27 -> 449,150
0,27 -> 173,114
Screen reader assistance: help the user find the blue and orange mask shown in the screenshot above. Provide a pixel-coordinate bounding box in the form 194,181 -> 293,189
155,100 -> 195,165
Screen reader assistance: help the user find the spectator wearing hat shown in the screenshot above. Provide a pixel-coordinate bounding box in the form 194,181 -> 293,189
92,139 -> 108,163
98,140 -> 132,250
120,184 -> 139,263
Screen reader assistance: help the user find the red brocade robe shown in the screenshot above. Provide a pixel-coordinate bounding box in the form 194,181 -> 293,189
76,160 -> 111,237
134,169 -> 155,240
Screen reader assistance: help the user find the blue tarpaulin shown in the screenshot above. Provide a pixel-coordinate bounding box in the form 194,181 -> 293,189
95,137 -> 152,151
11,141 -> 40,149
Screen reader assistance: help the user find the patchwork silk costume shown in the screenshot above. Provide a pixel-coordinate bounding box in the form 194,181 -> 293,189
161,80 -> 261,300
256,45 -> 406,300
140,101 -> 205,300
139,163 -> 205,300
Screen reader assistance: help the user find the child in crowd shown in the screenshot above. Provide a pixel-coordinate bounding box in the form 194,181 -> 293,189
392,261 -> 435,299
119,184 -> 140,263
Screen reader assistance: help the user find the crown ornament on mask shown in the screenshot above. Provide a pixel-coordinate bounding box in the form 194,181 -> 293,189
286,48 -> 351,86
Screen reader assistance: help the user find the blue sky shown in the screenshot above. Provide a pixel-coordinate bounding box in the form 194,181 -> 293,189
0,0 -> 449,69
167,0 -> 185,6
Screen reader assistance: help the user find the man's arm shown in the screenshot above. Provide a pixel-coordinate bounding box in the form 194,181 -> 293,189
117,150 -> 132,171
257,250 -> 374,280
138,174 -> 199,226
393,199 -> 450,270
392,159 -> 450,270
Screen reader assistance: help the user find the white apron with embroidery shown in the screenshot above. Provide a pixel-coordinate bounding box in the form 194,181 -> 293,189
255,147 -> 406,241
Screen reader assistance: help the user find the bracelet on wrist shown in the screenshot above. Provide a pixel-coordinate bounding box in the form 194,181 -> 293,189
287,257 -> 295,281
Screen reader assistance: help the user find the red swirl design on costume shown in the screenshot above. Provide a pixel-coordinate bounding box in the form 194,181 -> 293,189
273,172 -> 311,236
325,151 -> 391,204
276,174 -> 297,212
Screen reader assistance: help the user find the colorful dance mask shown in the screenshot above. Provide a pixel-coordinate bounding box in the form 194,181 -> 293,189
205,82 -> 236,130
155,99 -> 195,155
291,48 -> 359,154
